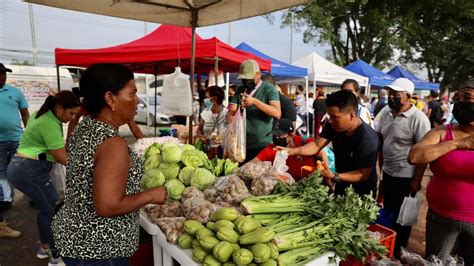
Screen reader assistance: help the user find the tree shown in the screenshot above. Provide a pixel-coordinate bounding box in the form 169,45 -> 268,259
278,0 -> 404,68
397,0 -> 474,91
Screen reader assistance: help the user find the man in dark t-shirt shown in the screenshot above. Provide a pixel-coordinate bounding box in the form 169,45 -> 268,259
279,90 -> 380,197
261,74 -> 297,129
427,91 -> 442,128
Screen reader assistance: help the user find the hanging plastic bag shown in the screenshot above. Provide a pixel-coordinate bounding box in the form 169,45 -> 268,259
397,193 -> 421,226
161,67 -> 193,116
50,163 -> 66,199
225,109 -> 246,162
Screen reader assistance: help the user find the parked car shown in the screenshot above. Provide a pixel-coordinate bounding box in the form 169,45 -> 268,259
135,94 -> 176,125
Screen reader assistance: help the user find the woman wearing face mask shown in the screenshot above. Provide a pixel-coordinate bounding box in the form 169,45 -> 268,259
408,78 -> 474,265
250,118 -> 330,182
196,86 -> 228,158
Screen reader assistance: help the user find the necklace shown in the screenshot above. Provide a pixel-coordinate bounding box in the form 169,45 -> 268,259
95,115 -> 119,129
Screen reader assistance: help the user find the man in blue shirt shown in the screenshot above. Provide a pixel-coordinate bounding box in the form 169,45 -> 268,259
0,63 -> 29,238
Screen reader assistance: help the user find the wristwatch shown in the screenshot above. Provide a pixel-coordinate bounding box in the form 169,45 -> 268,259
333,173 -> 341,184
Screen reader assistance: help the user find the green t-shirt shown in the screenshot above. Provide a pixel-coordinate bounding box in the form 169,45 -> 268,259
17,110 -> 64,162
230,81 -> 280,149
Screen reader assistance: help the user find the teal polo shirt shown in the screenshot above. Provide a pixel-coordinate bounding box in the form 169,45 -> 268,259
17,110 -> 64,162
230,81 -> 280,149
0,84 -> 29,141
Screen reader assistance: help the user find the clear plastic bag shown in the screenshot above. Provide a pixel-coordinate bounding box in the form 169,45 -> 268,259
397,193 -> 421,226
161,67 -> 193,116
214,174 -> 252,203
269,150 -> 295,185
400,247 -> 427,265
235,161 -> 272,181
154,217 -> 186,244
182,198 -> 217,224
225,109 -> 246,162
145,201 -> 182,219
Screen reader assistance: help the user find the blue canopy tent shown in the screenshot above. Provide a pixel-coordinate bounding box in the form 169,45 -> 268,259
235,42 -> 308,80
387,66 -> 439,91
344,59 -> 395,87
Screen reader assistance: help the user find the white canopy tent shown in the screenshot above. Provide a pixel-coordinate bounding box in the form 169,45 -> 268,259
290,52 -> 369,89
286,52 -> 369,136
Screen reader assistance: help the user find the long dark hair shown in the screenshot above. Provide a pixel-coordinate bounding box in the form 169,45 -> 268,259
36,90 -> 81,118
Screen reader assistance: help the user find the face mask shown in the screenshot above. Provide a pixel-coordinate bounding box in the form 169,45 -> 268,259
388,97 -> 403,111
242,79 -> 256,94
273,135 -> 288,147
453,101 -> 474,125
204,98 -> 212,109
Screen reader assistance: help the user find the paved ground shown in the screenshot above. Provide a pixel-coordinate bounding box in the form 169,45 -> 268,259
0,124 -> 430,265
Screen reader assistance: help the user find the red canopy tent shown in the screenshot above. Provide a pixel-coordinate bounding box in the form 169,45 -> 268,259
55,25 -> 271,75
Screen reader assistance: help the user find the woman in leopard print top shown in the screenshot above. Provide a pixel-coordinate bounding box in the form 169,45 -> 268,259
52,64 -> 167,265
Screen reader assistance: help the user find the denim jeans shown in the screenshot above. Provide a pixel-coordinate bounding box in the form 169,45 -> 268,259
62,257 -> 130,266
7,156 -> 57,252
0,141 -> 19,221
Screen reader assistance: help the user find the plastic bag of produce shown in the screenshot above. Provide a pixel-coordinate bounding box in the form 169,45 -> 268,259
154,217 -> 186,244
181,186 -> 205,202
235,161 -> 273,181
214,174 -> 252,204
269,150 -> 295,184
182,198 -> 217,223
203,187 -> 219,203
397,193 -> 421,226
251,175 -> 279,196
145,201 -> 182,219
225,109 -> 246,163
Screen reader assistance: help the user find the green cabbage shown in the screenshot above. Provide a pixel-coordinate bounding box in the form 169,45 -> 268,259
190,168 -> 216,190
162,145 -> 182,163
182,150 -> 209,168
158,162 -> 180,180
181,144 -> 195,151
178,166 -> 195,185
165,179 -> 185,200
143,143 -> 161,160
141,169 -> 166,190
144,155 -> 162,172
161,142 -> 179,151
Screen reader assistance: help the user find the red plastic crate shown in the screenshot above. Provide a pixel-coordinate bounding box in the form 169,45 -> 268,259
339,223 -> 397,266
368,223 -> 396,258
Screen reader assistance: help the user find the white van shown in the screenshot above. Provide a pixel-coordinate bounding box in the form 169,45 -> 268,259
5,65 -> 77,113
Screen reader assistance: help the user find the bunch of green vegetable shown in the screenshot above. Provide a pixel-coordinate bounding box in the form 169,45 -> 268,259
243,174 -> 387,264
179,208 -> 278,265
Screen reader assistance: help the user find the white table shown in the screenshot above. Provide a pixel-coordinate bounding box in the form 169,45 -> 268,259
139,210 -> 338,266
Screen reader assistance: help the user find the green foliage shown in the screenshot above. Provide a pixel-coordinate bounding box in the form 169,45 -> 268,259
279,0 -> 402,68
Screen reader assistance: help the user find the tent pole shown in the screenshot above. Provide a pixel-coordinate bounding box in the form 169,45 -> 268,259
154,65 -> 158,137
214,57 -> 219,86
145,74 -> 150,127
189,9 -> 198,144
56,65 -> 61,91
305,76 -> 309,137
225,72 -> 230,107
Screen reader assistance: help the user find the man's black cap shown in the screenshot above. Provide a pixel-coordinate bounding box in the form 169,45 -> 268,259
0,63 -> 12,73
269,118 -> 294,136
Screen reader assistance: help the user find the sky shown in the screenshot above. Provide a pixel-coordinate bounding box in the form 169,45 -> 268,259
0,1 -> 328,67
